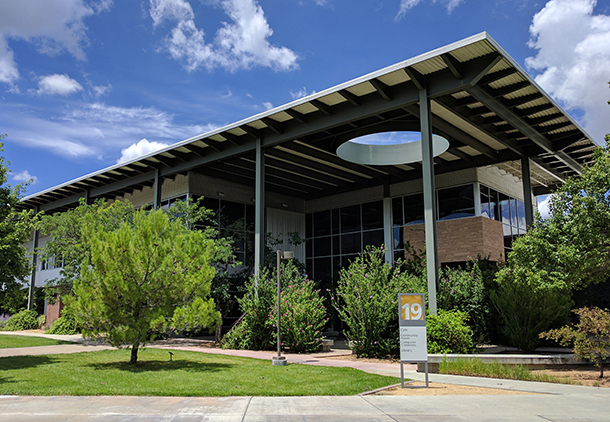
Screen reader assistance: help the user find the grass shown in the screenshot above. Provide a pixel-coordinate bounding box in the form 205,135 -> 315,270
439,357 -> 578,385
0,334 -> 72,349
0,348 -> 398,396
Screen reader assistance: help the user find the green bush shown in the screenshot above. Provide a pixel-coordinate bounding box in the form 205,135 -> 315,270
271,277 -> 327,353
36,314 -> 46,328
333,246 -> 426,358
4,310 -> 39,331
47,309 -> 80,335
438,261 -> 490,342
221,261 -> 327,353
426,309 -> 474,354
491,267 -> 572,352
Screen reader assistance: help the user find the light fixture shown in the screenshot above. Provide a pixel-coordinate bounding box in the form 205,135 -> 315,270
281,203 -> 289,208
217,191 -> 225,197
336,132 -> 449,165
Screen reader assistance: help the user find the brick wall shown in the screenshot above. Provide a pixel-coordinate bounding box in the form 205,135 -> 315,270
45,300 -> 64,329
402,216 -> 504,263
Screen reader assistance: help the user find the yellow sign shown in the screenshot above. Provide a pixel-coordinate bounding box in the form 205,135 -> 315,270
400,294 -> 424,321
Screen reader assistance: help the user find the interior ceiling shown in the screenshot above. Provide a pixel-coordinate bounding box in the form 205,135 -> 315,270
20,33 -> 597,213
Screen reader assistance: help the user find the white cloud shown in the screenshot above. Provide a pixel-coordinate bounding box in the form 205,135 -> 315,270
0,0 -> 112,86
526,0 -> 610,143
290,86 -> 315,100
117,138 -> 170,163
33,74 -> 83,96
92,83 -> 112,97
150,0 -> 298,72
536,194 -> 552,219
262,101 -> 273,110
12,170 -> 38,185
396,0 -> 464,20
1,101 -> 217,160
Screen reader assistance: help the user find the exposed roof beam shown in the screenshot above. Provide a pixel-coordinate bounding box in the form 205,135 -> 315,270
183,144 -> 207,157
261,117 -> 284,134
478,68 -> 519,85
234,158 -> 331,190
404,67 -> 425,90
169,150 -> 191,162
338,89 -> 361,106
486,81 -> 530,98
468,85 -> 582,174
310,99 -> 333,115
240,124 -> 261,139
221,131 -> 242,145
526,113 -> 564,126
441,53 -> 463,79
152,155 -> 176,167
370,78 -> 393,101
284,108 -> 308,123
203,139 -> 225,151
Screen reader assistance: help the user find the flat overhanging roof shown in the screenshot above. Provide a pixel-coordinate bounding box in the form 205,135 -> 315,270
20,32 -> 598,212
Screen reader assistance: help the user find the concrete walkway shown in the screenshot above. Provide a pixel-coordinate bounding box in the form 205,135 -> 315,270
1,331 -> 609,421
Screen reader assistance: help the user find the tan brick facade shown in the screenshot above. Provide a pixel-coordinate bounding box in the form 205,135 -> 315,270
45,300 -> 64,329
402,216 -> 504,263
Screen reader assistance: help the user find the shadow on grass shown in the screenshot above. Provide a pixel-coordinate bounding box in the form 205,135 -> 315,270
88,359 -> 234,373
0,355 -> 58,371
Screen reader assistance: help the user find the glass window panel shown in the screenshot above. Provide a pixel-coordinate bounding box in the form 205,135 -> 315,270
245,204 -> 255,229
516,200 -> 527,229
404,193 -> 425,225
313,210 -> 331,237
394,250 -> 405,262
480,185 -> 491,218
332,235 -> 340,255
341,232 -> 361,255
314,257 -> 332,282
438,185 -> 475,220
306,238 -> 313,258
392,197 -> 403,226
332,208 -> 340,235
509,198 -> 518,227
499,193 -> 510,225
503,223 -> 512,236
219,200 -> 244,228
201,197 -> 219,225
306,259 -> 313,280
332,256 -> 342,283
340,205 -> 361,233
305,213 -> 313,238
393,226 -> 404,252
363,229 -> 384,249
313,236 -> 332,257
341,254 -> 359,270
361,200 -> 384,230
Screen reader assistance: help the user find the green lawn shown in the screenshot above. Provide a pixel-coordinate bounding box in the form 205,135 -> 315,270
0,334 -> 72,349
0,348 -> 398,396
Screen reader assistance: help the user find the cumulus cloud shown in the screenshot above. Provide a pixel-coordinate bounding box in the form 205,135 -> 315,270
262,101 -> 273,110
117,138 -> 170,163
12,170 -> 39,184
395,0 -> 464,20
0,101 -> 217,159
0,0 -> 112,86
536,194 -> 552,219
92,83 -> 112,97
290,86 -> 315,100
150,0 -> 298,72
526,0 -> 610,143
33,74 -> 83,96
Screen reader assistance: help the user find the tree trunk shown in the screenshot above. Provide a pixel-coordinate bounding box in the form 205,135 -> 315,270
599,354 -> 604,379
130,343 -> 139,365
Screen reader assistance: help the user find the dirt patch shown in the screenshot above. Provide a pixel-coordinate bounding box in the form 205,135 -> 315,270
531,366 -> 609,388
373,381 -> 538,395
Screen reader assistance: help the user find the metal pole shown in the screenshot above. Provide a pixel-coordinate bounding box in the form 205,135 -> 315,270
521,156 -> 534,228
27,226 -> 39,311
419,87 -> 439,315
254,138 -> 265,278
272,250 -> 287,366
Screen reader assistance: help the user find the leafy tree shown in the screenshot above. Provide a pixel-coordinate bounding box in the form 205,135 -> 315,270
71,207 -> 221,364
541,307 -> 610,378
0,134 -> 37,314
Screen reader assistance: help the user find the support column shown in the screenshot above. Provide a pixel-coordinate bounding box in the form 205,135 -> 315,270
383,197 -> 393,264
419,88 -> 439,315
27,207 -> 39,311
254,138 -> 266,277
521,156 -> 534,228
153,167 -> 162,210
84,189 -> 90,205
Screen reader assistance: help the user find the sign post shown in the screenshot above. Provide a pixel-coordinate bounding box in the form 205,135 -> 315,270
398,293 -> 428,387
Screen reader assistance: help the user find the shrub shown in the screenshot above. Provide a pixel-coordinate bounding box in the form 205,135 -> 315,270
491,267 -> 571,352
334,246 -> 426,358
4,309 -> 39,331
426,309 -> 474,354
271,277 -> 328,353
47,308 -> 80,335
36,314 -> 46,328
438,261 -> 490,342
540,307 -> 610,378
221,261 -> 328,353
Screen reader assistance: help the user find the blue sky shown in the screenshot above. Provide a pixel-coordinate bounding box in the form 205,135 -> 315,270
1,0 -> 609,196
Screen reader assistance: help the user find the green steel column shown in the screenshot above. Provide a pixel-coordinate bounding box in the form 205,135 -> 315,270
27,207 -> 39,311
419,88 -> 439,315
153,167 -> 162,210
383,197 -> 393,264
254,138 -> 266,277
521,155 -> 534,228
